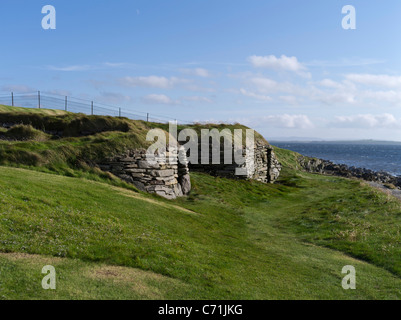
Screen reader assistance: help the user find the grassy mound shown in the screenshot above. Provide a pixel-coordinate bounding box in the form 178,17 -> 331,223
0,112 -> 132,137
0,105 -> 68,115
150,122 -> 268,145
0,105 -> 155,178
0,124 -> 51,141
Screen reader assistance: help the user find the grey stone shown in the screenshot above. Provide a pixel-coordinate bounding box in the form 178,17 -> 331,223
131,173 -> 145,178
174,184 -> 183,197
179,174 -> 191,195
137,160 -> 160,169
119,174 -> 134,184
132,181 -> 146,191
165,178 -> 178,186
150,169 -> 175,177
125,168 -> 146,173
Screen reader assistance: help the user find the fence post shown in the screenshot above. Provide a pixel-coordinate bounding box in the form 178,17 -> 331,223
91,101 -> 94,115
147,113 -> 149,122
119,108 -> 121,117
38,91 -> 41,109
65,96 -> 67,111
11,92 -> 14,106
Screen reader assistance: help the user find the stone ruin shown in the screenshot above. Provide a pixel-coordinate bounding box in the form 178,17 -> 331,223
98,146 -> 191,200
97,142 -> 281,199
189,142 -> 281,183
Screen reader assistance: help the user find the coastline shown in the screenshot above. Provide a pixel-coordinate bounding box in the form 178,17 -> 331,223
272,142 -> 401,177
298,155 -> 401,190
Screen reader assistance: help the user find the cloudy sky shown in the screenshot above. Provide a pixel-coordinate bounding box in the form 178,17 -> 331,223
1,0 -> 401,140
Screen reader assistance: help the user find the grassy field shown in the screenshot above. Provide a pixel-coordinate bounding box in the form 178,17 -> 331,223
1,105 -> 401,299
1,163 -> 401,299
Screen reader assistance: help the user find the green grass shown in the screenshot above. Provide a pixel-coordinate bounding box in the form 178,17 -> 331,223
0,252 -> 192,300
0,105 -> 69,115
0,109 -> 153,179
1,106 -> 401,299
1,166 -> 401,299
149,122 -> 268,145
0,111 -> 133,138
271,146 -> 401,275
0,124 -> 51,141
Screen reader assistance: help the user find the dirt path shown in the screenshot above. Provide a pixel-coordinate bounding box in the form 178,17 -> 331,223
368,181 -> 401,200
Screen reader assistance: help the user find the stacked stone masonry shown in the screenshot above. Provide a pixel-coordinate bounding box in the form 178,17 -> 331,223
98,147 -> 191,200
98,143 -> 281,199
189,143 -> 281,183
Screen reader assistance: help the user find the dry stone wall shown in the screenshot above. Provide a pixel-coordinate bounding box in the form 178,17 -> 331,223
97,143 -> 281,199
189,143 -> 281,183
255,144 -> 281,183
98,147 -> 190,199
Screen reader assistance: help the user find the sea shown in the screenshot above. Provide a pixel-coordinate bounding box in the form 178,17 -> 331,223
271,141 -> 401,177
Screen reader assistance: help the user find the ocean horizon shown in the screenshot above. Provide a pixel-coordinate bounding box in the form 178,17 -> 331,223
271,141 -> 401,177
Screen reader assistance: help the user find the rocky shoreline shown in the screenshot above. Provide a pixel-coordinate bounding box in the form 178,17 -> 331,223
298,155 -> 401,189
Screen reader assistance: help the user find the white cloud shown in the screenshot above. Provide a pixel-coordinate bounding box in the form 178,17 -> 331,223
319,92 -> 356,105
240,88 -> 272,101
319,79 -> 345,89
279,95 -> 298,105
305,58 -> 385,68
332,113 -> 401,129
184,84 -> 215,93
119,76 -> 188,89
182,96 -> 213,103
315,75 -> 401,106
239,73 -> 398,107
47,62 -> 139,71
243,114 -> 314,129
250,77 -> 278,93
345,74 -> 401,88
47,65 -> 93,72
248,54 -> 310,77
143,94 -> 212,105
268,114 -> 314,129
180,68 -> 211,77
142,94 -> 177,105
103,62 -> 136,68
247,77 -> 312,97
362,90 -> 401,103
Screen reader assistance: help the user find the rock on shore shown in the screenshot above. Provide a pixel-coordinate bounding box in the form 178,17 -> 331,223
298,155 -> 401,189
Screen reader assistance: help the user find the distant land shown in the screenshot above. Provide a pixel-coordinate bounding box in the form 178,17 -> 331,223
269,139 -> 401,145
268,136 -> 324,142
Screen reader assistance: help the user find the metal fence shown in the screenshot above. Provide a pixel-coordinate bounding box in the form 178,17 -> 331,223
0,91 -> 189,124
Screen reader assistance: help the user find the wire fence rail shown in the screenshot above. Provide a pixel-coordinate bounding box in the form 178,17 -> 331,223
0,91 -> 191,124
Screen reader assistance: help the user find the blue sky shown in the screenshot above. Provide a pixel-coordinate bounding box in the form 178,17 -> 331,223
1,0 -> 401,140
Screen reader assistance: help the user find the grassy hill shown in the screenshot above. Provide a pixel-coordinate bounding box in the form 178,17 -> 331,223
0,104 -> 69,115
1,105 -> 401,299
